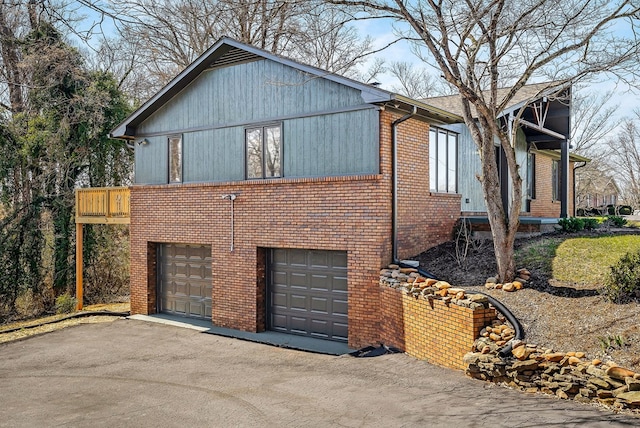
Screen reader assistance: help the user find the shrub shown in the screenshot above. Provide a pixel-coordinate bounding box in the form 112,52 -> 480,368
619,205 -> 633,215
602,249 -> 640,303
607,205 -> 633,215
54,293 -> 77,314
557,217 -> 585,233
606,215 -> 627,227
582,217 -> 600,230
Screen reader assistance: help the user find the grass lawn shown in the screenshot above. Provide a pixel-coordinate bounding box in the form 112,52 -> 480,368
551,235 -> 640,285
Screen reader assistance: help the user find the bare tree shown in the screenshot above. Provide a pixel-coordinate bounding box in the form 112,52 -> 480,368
571,88 -> 620,157
327,0 -> 640,282
295,4 -> 374,77
92,0 -> 376,98
387,61 -> 452,99
608,117 -> 640,210
570,88 -> 621,210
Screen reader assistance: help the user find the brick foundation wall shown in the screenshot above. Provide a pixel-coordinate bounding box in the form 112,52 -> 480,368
380,286 -> 497,370
130,175 -> 392,348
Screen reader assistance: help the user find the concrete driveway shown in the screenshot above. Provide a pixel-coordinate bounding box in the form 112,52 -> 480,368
0,319 -> 637,427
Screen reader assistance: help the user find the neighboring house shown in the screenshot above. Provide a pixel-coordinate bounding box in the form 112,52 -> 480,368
109,38 -> 582,348
576,171 -> 621,213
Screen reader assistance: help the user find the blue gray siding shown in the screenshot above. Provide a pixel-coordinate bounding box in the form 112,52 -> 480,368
134,59 -> 379,184
285,110 -> 379,178
134,135 -> 168,185
449,123 -> 484,212
456,124 -> 529,213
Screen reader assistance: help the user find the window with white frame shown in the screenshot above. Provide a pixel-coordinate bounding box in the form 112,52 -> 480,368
168,135 -> 182,183
429,127 -> 457,193
246,124 -> 282,179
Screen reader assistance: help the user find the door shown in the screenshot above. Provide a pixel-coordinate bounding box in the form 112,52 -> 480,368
268,249 -> 348,342
158,243 -> 212,320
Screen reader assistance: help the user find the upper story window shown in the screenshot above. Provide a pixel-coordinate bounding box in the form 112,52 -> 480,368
246,124 -> 282,179
168,135 -> 182,183
429,127 -> 457,193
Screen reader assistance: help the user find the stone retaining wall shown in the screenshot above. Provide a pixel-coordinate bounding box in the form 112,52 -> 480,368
464,344 -> 640,410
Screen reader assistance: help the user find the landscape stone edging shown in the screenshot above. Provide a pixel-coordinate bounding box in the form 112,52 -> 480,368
464,344 -> 640,411
380,265 -> 493,309
380,264 -> 640,412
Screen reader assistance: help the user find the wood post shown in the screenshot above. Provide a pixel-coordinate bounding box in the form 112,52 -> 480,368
76,223 -> 83,310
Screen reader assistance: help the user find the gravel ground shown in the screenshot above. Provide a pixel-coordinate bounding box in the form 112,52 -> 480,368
0,303 -> 129,344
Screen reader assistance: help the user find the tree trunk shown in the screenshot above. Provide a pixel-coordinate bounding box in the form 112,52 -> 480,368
0,6 -> 24,113
475,119 -> 520,283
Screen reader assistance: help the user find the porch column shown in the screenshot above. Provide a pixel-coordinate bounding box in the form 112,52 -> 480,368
560,139 -> 569,218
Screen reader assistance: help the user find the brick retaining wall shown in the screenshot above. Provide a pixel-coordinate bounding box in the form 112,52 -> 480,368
380,286 -> 497,370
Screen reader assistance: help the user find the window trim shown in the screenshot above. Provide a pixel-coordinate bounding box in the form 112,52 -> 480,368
245,123 -> 283,180
168,134 -> 183,184
429,126 -> 458,193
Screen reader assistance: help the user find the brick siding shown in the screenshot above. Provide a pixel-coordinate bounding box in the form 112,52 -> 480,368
529,154 -> 575,217
380,286 -> 497,370
382,111 -> 462,259
129,110 -> 463,349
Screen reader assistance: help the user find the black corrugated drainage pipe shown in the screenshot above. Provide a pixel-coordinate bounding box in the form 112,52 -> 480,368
396,262 -> 524,358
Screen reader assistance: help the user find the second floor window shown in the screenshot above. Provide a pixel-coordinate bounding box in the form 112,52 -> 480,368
168,135 -> 182,183
429,127 -> 457,193
246,124 -> 282,179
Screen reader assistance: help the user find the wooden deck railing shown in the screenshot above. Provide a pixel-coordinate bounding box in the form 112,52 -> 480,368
75,187 -> 130,224
75,186 -> 130,310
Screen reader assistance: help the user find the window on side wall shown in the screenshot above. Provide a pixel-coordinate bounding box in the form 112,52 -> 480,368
527,152 -> 536,199
246,124 -> 282,179
168,135 -> 182,183
429,127 -> 458,193
552,159 -> 561,201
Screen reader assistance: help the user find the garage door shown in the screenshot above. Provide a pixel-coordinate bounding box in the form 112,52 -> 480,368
268,249 -> 348,342
158,244 -> 212,320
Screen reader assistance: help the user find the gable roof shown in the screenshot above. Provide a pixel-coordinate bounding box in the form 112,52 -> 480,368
423,82 -> 568,118
110,37 -> 462,139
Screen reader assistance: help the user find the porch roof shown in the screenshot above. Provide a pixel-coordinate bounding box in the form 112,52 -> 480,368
423,82 -> 571,148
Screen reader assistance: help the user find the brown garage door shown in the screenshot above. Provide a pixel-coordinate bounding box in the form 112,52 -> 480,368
268,249 -> 348,342
158,244 -> 212,320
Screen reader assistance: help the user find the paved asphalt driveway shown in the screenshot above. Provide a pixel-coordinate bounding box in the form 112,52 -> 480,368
1,319 -> 638,427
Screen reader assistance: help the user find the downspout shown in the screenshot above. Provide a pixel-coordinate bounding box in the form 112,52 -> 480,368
389,107 -> 524,356
573,161 -> 588,216
391,106 -> 417,263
